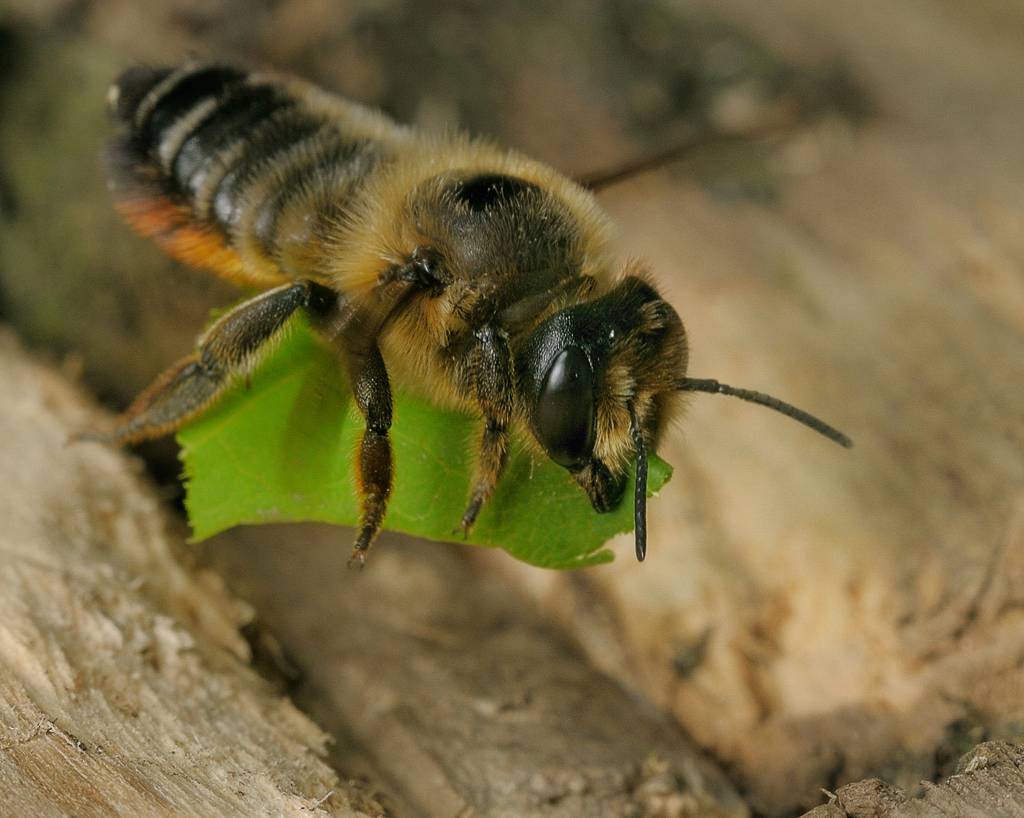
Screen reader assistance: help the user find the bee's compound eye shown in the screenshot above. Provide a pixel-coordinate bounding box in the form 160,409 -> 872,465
536,346 -> 596,468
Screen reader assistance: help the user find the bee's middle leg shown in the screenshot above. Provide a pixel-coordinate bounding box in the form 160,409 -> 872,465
460,325 -> 514,534
336,327 -> 394,567
330,267 -> 444,565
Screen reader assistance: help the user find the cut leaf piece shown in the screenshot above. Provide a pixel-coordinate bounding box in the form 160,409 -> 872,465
179,318 -> 672,569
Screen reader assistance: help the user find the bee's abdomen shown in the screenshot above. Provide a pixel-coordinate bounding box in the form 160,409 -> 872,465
108,62 -> 388,286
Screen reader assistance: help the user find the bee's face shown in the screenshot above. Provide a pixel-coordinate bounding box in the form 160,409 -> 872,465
518,274 -> 688,514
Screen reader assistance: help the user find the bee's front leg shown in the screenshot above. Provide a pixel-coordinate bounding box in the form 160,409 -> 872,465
459,325 -> 514,535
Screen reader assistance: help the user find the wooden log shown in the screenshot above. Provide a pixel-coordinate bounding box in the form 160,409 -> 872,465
4,3 -> 1024,815
205,525 -> 749,818
800,742 -> 1024,818
0,328 -> 382,817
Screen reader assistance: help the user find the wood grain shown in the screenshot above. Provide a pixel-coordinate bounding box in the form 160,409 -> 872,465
802,742 -> 1024,818
2,2 -> 1023,814
0,329 -> 381,817
206,525 -> 749,818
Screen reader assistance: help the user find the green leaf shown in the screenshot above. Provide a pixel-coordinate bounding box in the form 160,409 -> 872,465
178,317 -> 672,569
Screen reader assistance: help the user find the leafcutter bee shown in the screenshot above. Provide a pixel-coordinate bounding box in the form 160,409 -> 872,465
95,61 -> 851,565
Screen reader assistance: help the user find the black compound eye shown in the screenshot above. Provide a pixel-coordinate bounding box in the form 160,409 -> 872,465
535,346 -> 596,468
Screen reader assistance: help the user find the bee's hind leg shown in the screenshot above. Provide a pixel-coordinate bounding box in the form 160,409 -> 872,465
82,280 -> 333,446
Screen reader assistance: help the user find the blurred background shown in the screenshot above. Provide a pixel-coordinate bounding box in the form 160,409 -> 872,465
2,1 -> 1023,816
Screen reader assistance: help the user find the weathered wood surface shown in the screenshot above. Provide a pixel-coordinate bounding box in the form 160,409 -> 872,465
2,2 -> 1023,816
803,742 -> 1024,818
0,329 -> 381,817
206,525 -> 748,818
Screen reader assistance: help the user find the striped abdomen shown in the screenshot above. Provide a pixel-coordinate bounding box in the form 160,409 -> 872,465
107,62 -> 403,287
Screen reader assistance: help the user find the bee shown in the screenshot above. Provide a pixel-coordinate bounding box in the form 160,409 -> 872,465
95,61 -> 851,566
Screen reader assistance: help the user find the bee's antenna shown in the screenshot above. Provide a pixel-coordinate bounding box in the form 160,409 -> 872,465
677,377 -> 853,449
629,405 -> 648,562
578,120 -> 799,192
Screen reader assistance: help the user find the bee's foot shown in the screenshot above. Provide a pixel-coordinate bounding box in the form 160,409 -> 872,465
458,497 -> 484,540
347,547 -> 367,570
68,428 -> 115,446
453,515 -> 476,540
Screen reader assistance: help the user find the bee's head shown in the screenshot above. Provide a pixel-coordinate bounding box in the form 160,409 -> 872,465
518,271 -> 688,560
518,268 -> 854,562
